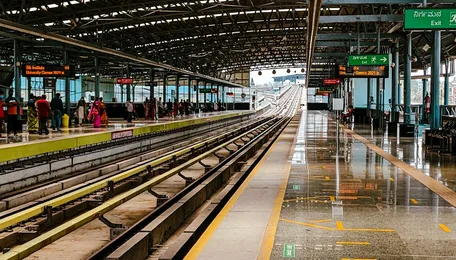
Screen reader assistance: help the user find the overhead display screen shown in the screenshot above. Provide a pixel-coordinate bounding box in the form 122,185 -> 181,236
338,65 -> 388,78
22,64 -> 75,77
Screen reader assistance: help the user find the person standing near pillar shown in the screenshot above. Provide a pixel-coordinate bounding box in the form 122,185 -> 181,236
36,94 -> 50,135
5,89 -> 20,140
50,93 -> 63,132
424,92 -> 431,122
76,97 -> 86,127
27,93 -> 38,134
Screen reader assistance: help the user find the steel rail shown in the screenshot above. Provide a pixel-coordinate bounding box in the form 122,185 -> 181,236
0,110 -> 287,260
0,112 -> 275,232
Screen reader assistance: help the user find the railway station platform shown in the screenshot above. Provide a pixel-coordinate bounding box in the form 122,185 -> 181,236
0,110 -> 252,164
186,110 -> 456,260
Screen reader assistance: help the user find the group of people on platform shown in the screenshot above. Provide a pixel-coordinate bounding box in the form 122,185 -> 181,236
74,96 -> 108,128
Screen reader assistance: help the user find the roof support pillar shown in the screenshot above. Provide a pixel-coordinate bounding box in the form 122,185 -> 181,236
150,69 -> 155,100
188,78 -> 191,102
163,73 -> 167,103
13,39 -> 21,99
430,31 -> 441,129
94,56 -> 100,98
126,64 -> 131,101
391,40 -> 399,122
64,49 -> 71,117
176,74 -> 180,102
204,82 -> 207,104
404,33 -> 412,125
422,65 -> 428,122
444,58 -> 450,106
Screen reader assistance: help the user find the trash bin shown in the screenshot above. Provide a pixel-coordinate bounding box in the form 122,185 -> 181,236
62,114 -> 69,128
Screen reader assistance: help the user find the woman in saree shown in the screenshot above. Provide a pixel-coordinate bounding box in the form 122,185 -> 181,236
88,97 -> 101,128
99,97 -> 108,127
27,94 -> 38,134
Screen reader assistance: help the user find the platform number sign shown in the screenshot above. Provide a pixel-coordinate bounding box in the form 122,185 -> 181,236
283,243 -> 296,258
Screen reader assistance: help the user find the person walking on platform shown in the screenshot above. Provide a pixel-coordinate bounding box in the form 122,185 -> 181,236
157,97 -> 163,118
0,90 -> 4,137
36,94 -> 50,135
50,93 -> 63,132
184,99 -> 190,116
179,99 -> 184,117
144,98 -> 150,120
99,97 -> 108,127
167,99 -> 173,118
126,99 -> 134,123
27,94 -> 38,134
151,97 -> 158,121
89,97 -> 101,128
173,99 -> 179,117
5,89 -> 20,140
76,96 -> 86,127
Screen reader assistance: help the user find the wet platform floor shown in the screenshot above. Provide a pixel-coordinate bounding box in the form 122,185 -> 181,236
188,110 -> 456,260
272,111 -> 456,259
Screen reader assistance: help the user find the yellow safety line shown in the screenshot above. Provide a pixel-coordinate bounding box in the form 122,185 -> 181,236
336,242 -> 370,245
336,221 -> 344,230
1,125 -> 263,260
0,116 -> 269,231
258,115 -> 301,260
340,125 -> 456,208
184,117 -> 285,260
341,258 -> 377,260
0,112 -> 249,163
311,219 -> 332,223
410,199 -> 419,204
439,224 -> 451,233
280,218 -> 395,233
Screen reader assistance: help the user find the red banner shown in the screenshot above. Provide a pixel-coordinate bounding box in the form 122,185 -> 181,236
116,78 -> 134,84
323,78 -> 341,85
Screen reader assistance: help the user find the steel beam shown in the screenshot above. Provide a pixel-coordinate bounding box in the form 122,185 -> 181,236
322,0 -> 453,3
316,33 -> 400,41
319,15 -> 402,24
150,69 -> 155,99
306,0 -> 323,87
430,31 -> 441,129
0,18 -> 246,89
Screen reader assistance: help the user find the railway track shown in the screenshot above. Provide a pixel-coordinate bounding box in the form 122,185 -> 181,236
0,87 -> 300,260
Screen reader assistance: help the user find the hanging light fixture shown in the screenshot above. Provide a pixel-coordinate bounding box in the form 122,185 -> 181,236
258,71 -> 262,76
287,69 -> 291,73
272,70 -> 276,74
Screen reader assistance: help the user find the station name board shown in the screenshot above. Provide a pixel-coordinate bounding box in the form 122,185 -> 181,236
22,64 -> 75,77
338,65 -> 388,78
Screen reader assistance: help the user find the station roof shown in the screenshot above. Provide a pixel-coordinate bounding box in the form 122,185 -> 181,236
0,0 -> 455,87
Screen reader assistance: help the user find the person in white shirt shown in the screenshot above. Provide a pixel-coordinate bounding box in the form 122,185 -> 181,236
126,100 -> 134,123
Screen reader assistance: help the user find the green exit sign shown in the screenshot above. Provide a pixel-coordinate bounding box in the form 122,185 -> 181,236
404,9 -> 456,30
348,54 -> 389,66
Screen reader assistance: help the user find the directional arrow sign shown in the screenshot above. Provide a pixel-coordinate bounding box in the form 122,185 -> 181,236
348,54 -> 389,66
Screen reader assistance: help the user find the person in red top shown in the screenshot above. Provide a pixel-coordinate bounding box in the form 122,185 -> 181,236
0,90 -> 4,137
36,94 -> 50,135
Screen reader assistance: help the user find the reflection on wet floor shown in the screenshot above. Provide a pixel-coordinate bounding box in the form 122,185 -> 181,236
0,111 -> 239,145
272,111 -> 456,260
